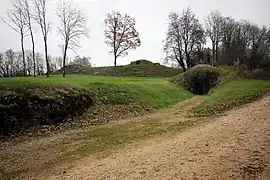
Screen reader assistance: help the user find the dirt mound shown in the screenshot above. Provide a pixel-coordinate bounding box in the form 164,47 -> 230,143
0,86 -> 96,136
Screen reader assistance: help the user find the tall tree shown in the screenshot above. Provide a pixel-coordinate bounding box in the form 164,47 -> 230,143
33,0 -> 50,77
2,0 -> 28,77
180,8 -> 205,68
205,10 -> 223,65
219,17 -> 239,65
104,11 -> 141,74
56,0 -> 89,77
163,12 -> 186,71
22,0 -> 36,77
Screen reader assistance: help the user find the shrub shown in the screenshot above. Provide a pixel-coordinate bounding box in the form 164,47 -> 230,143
182,64 -> 220,95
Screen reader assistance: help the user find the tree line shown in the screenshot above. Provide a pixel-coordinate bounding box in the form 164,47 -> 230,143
164,8 -> 270,71
1,1 -> 269,78
1,0 -> 91,77
0,49 -> 91,77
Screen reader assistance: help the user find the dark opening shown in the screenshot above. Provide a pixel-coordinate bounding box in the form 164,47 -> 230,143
185,71 -> 219,95
194,79 -> 211,95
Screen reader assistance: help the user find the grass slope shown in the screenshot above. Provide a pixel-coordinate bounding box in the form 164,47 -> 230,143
193,78 -> 270,116
0,75 -> 192,109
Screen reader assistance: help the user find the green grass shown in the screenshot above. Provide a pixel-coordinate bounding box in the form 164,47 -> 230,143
0,75 -> 192,108
193,78 -> 270,116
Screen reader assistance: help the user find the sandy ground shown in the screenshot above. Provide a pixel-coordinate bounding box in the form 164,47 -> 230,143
38,96 -> 270,180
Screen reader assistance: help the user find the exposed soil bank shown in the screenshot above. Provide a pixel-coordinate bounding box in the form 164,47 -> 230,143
0,86 -> 96,136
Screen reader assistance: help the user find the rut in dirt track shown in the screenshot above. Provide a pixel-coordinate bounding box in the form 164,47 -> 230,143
43,96 -> 270,180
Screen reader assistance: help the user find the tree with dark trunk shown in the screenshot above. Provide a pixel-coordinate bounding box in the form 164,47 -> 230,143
33,0 -> 50,77
205,10 -> 223,66
2,0 -> 28,77
104,11 -> 141,75
180,8 -> 205,68
22,0 -> 36,77
56,0 -> 89,77
163,12 -> 186,71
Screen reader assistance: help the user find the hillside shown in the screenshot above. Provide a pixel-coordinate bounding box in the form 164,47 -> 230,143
0,75 -> 192,137
54,60 -> 182,77
1,66 -> 270,179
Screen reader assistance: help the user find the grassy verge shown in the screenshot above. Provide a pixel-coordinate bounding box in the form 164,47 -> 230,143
192,78 -> 270,116
0,75 -> 192,108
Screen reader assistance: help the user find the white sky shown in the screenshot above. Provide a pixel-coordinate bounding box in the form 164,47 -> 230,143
0,0 -> 269,66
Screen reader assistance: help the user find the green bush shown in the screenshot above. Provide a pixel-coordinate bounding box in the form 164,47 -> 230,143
182,64 -> 220,95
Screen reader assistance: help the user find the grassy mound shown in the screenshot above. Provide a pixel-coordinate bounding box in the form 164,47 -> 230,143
0,75 -> 192,108
54,60 -> 182,77
0,75 -> 193,136
171,64 -> 220,95
192,78 -> 270,116
0,86 -> 95,136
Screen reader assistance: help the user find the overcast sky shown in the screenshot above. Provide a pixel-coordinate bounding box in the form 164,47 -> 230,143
0,0 -> 269,66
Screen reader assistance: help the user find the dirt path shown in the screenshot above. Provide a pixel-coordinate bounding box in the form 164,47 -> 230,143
43,96 -> 270,180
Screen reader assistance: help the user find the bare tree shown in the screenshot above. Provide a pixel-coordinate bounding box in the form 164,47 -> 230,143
0,53 -> 4,77
163,12 -> 186,71
35,52 -> 45,75
33,0 -> 50,77
2,0 -> 28,77
5,49 -> 17,76
180,8 -> 205,68
22,0 -> 36,77
56,0 -> 89,77
205,10 -> 223,65
219,17 -> 239,65
70,56 -> 91,67
104,11 -> 141,74
48,55 -> 57,72
25,50 -> 33,75
55,56 -> 63,69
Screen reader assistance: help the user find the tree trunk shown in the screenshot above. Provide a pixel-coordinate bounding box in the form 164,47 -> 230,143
21,34 -> 26,77
44,38 -> 50,77
177,58 -> 186,72
184,44 -> 191,69
186,54 -> 191,68
30,28 -> 36,77
114,53 -> 117,76
63,43 -> 68,77
215,41 -> 218,66
177,40 -> 186,71
212,41 -> 215,66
